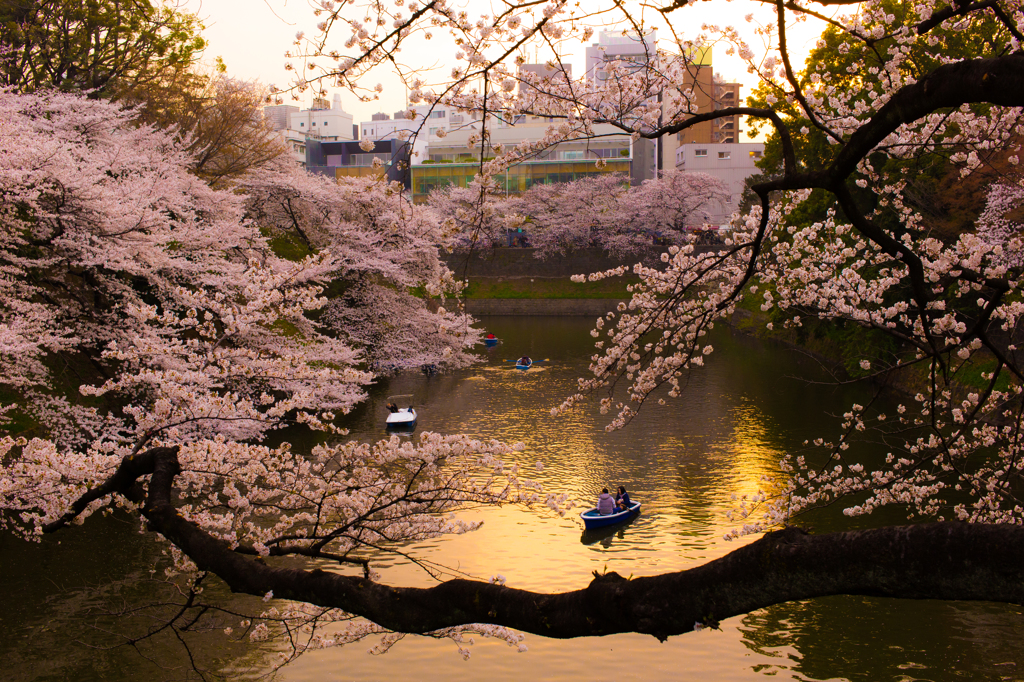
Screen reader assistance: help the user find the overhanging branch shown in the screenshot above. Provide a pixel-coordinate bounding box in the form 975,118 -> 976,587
44,447 -> 1024,642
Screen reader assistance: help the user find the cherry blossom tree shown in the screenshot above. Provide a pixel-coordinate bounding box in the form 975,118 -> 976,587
0,88 -> 372,446
428,181 -> 517,253
241,161 -> 481,373
10,0 -> 1024,674
511,174 -> 632,256
434,171 -> 728,259
0,85 -> 543,670
508,171 -> 729,259
977,175 -> 1024,269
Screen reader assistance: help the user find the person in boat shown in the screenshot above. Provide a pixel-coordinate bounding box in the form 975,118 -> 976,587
486,333 -> 496,340
615,486 -> 632,511
386,402 -> 398,413
597,488 -> 616,515
518,355 -> 531,365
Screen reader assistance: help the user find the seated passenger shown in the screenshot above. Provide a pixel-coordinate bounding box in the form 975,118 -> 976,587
616,486 -> 632,510
597,488 -> 616,515
387,402 -> 399,413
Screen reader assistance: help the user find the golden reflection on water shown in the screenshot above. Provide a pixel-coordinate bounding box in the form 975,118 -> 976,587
278,321 -> 838,680
279,319 -> 1024,682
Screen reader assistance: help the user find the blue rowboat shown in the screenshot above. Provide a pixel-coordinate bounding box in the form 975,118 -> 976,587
515,358 -> 533,370
580,501 -> 641,529
484,335 -> 499,347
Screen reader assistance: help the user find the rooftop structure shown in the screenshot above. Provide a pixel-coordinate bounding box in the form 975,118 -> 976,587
263,95 -> 354,167
585,30 -> 658,83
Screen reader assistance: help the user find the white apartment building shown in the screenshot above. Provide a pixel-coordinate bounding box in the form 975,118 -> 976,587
264,95 -> 354,167
289,95 -> 353,142
358,112 -> 418,142
675,142 -> 765,227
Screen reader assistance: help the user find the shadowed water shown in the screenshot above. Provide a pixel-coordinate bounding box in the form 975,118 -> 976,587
3,316 -> 1023,681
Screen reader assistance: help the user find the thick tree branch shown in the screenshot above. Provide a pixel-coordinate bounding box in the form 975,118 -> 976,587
44,447 -> 1024,641
831,56 -> 1024,181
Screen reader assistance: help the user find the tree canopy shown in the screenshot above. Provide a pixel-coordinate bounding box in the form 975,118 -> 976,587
431,171 -> 729,259
0,1 -> 289,186
0,0 -> 206,99
6,0 -> 1024,676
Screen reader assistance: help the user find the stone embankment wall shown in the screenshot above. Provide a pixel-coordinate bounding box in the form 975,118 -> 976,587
463,299 -> 624,316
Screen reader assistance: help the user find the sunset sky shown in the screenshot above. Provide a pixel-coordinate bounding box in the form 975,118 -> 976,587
185,0 -> 834,130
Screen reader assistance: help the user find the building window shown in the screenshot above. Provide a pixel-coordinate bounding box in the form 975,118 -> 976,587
350,152 -> 390,166
694,149 -> 707,157
323,121 -> 328,126
718,151 -> 731,159
299,122 -> 304,127
429,110 -> 445,119
750,150 -> 763,159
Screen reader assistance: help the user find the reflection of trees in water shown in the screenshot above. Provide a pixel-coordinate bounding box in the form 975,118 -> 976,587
739,596 -> 1024,681
0,516 -> 284,682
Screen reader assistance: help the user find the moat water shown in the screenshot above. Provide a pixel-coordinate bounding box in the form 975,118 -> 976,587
3,316 -> 1022,681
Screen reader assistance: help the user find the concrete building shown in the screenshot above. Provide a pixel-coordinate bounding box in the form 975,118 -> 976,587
288,95 -> 353,142
581,32 -> 743,171
585,30 -> 658,83
585,30 -> 663,174
659,49 -> 744,177
358,111 -> 419,142
263,95 -> 354,167
353,104 -> 483,162
408,105 -> 656,202
330,39 -> 743,206
519,62 -> 572,85
709,77 -> 742,143
263,104 -> 298,131
305,139 -> 412,188
675,142 -> 764,226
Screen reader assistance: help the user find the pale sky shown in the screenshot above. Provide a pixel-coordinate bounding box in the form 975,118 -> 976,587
184,0 -> 835,132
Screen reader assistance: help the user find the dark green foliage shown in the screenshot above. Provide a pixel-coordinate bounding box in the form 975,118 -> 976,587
0,0 -> 206,99
747,0 -> 1013,239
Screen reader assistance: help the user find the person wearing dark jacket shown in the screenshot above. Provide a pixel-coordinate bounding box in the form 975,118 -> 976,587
615,486 -> 631,510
